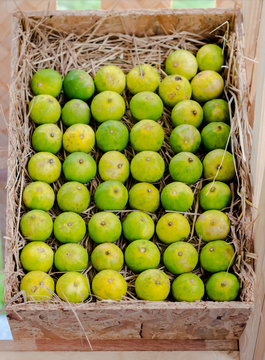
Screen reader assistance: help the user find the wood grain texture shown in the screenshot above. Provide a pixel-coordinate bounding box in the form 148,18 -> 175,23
101,0 -> 172,10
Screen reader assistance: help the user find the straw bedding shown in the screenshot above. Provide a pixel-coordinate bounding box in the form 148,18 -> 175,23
5,10 -> 255,305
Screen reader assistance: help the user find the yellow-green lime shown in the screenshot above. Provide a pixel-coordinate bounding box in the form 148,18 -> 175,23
199,181 -> 232,210
200,240 -> 235,273
56,272 -> 90,303
195,210 -> 230,242
54,212 -> 86,243
203,99 -> 229,124
96,120 -> 129,152
91,90 -> 125,123
63,124 -> 95,153
20,209 -> 53,241
129,91 -> 163,121
122,211 -> 155,242
28,152 -> 61,184
156,213 -> 190,244
165,49 -> 198,79
125,239 -> 160,273
88,211 -> 122,244
63,152 -> 97,183
94,180 -> 128,210
130,119 -> 164,152
91,243 -> 124,272
127,64 -> 160,94
129,182 -> 160,213
135,269 -> 170,301
191,70 -> 224,103
54,243 -> 88,272
203,149 -> 235,182
57,182 -> 90,213
206,272 -> 240,301
159,75 -> 192,107
20,242 -> 54,272
163,241 -> 198,275
98,151 -> 130,183
20,271 -> 54,301
32,124 -> 62,154
169,152 -> 203,184
63,69 -> 95,100
92,269 -> 127,300
201,122 -> 231,151
161,182 -> 194,212
62,99 -> 90,127
130,151 -> 165,183
29,95 -> 61,124
94,65 -> 126,94
31,68 -> 62,97
171,99 -> 203,128
23,181 -> 55,211
169,124 -> 201,154
197,44 -> 224,73
172,273 -> 205,302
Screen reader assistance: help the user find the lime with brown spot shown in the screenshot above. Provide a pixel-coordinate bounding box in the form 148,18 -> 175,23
94,180 -> 128,211
63,124 -> 95,153
88,211 -> 122,244
91,90 -> 125,123
31,68 -> 62,97
62,99 -> 91,127
165,49 -> 198,79
169,124 -> 201,154
23,181 -> 55,211
197,44 -> 224,73
172,273 -> 205,302
32,124 -> 62,154
54,212 -> 86,243
163,241 -> 198,275
57,182 -> 90,213
96,120 -> 129,152
199,181 -> 232,211
92,269 -> 127,300
125,239 -> 160,273
131,151 -> 165,183
63,69 -> 95,100
63,152 -> 97,184
29,95 -> 61,124
195,210 -> 230,242
127,64 -> 160,94
129,182 -> 160,213
20,271 -> 54,301
94,65 -> 126,94
20,242 -> 54,272
135,269 -> 170,301
191,70 -> 224,103
169,152 -> 203,184
130,119 -> 164,152
56,272 -> 90,303
54,243 -> 88,272
156,213 -> 190,244
206,272 -> 240,301
98,151 -> 130,183
203,149 -> 235,182
171,99 -> 203,128
159,75 -> 192,107
20,209 -> 53,241
91,243 -> 124,272
203,99 -> 229,124
161,182 -> 194,212
200,240 -> 235,273
122,211 -> 155,242
28,152 -> 61,184
201,122 -> 231,151
129,91 -> 163,121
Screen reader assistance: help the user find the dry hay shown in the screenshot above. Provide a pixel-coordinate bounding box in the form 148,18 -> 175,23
4,9 -> 255,307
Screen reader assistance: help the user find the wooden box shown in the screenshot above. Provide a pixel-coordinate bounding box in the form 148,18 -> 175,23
4,9 -> 254,351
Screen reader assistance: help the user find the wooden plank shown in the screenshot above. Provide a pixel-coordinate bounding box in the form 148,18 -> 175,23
101,0 -> 172,10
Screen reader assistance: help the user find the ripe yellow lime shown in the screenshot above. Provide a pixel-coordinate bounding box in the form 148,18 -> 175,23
63,124 -> 95,153
156,213 -> 190,244
129,91 -> 163,121
169,124 -> 201,154
203,149 -> 235,182
57,182 -> 90,213
199,181 -> 232,210
195,210 -> 230,242
196,44 -> 224,73
169,152 -> 203,184
94,180 -> 128,210
31,68 -> 62,97
91,243 -> 124,271
98,151 -> 130,183
29,95 -> 61,124
130,151 -> 165,183
159,75 -> 192,107
130,119 -> 164,152
206,272 -> 240,301
23,181 -> 55,211
92,269 -> 127,300
94,65 -> 126,94
56,272 -> 90,303
20,271 -> 54,301
20,209 -> 53,241
171,99 -> 203,128
161,182 -> 194,212
203,99 -> 229,124
63,152 -> 97,184
125,239 -> 160,273
165,49 -> 198,79
127,64 -> 160,94
88,211 -> 122,244
96,120 -> 129,152
62,99 -> 91,127
32,124 -> 62,154
172,273 -> 205,302
191,70 -> 224,103
28,152 -> 61,184
91,90 -> 125,123
201,122 -> 231,152
163,241 -> 198,275
63,69 -> 95,100
135,269 -> 170,301
20,242 -> 54,272
129,182 -> 160,213
54,243 -> 88,272
54,212 -> 86,243
122,211 -> 155,242
200,240 -> 235,273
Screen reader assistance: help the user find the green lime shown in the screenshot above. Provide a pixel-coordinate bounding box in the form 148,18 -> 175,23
169,152 -> 203,184
20,210 -> 53,241
191,70 -> 224,103
20,271 -> 54,301
165,49 -> 198,79
63,152 -> 97,184
130,119 -> 164,152
203,99 -> 229,124
206,272 -> 240,301
201,122 -> 231,151
122,211 -> 155,242
98,151 -> 130,183
96,120 -> 129,152
135,269 -> 170,301
170,124 -> 201,154
28,152 -> 61,184
163,241 -> 198,275
172,273 -> 205,302
63,69 -> 95,100
23,181 -> 55,211
94,180 -> 128,210
161,182 -> 194,212
91,243 -> 124,271
131,151 -> 165,183
57,182 -> 90,213
54,212 -> 86,243
56,272 -> 90,303
200,240 -> 235,273
203,149 -> 235,182
195,210 -> 230,242
171,99 -> 203,128
32,124 -> 62,154
31,69 -> 63,97
20,242 -> 54,272
92,269 -> 127,300
125,239 -> 160,273
199,181 -> 232,210
91,90 -> 125,123
129,91 -> 163,121
63,124 -> 95,154
127,64 -> 160,94
197,44 -> 224,73
156,213 -> 190,244
88,211 -> 122,244
159,75 -> 192,107
129,182 -> 160,213
29,95 -> 61,124
62,99 -> 90,127
54,243 -> 88,272
94,65 -> 126,94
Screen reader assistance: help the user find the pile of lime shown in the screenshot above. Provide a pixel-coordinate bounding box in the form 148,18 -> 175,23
19,44 -> 240,304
